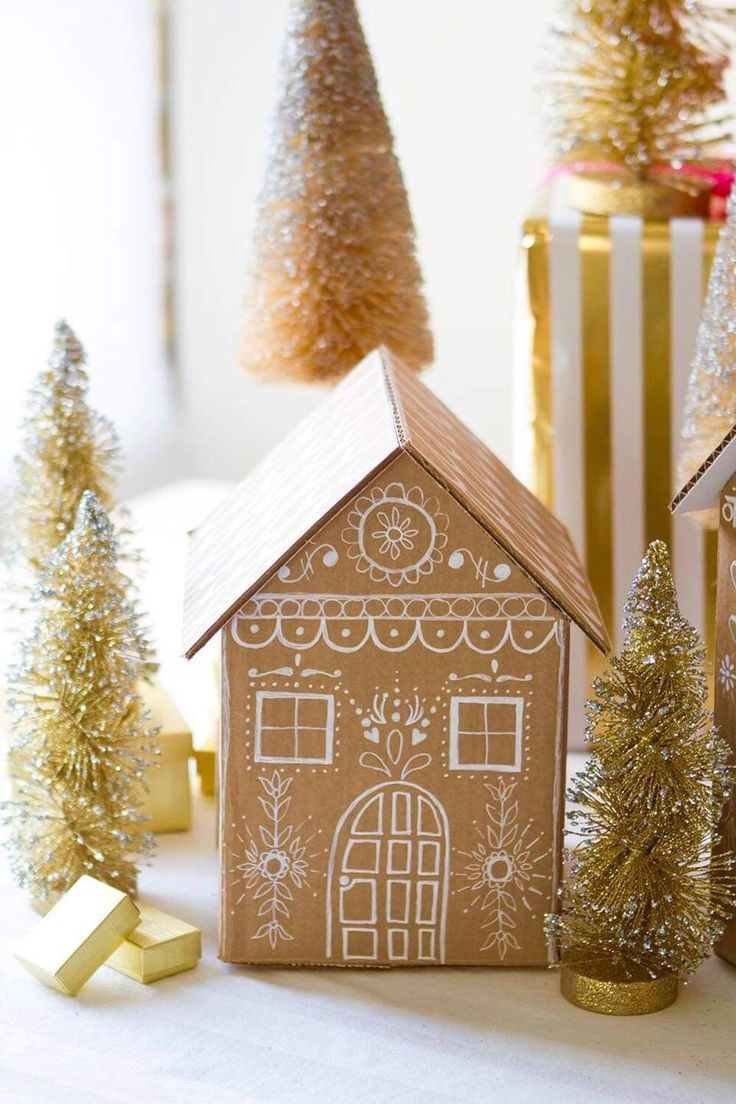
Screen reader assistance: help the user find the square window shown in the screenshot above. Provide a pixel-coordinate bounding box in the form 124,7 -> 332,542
455,732 -> 487,766
296,696 -> 329,728
449,696 -> 523,773
258,728 -> 297,760
262,695 -> 297,729
486,732 -> 517,768
255,692 -> 334,764
297,727 -> 329,761
456,699 -> 486,733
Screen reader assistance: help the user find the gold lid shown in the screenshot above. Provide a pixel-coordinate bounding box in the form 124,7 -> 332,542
560,960 -> 678,1015
566,171 -> 712,219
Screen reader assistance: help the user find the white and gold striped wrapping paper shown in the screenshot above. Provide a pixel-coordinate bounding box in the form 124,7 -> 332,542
513,182 -> 720,744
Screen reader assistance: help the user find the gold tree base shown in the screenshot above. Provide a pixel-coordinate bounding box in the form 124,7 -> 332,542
566,171 -> 712,219
561,961 -> 678,1015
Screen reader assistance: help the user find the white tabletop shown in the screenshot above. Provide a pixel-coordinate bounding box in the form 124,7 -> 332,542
1,774 -> 735,1104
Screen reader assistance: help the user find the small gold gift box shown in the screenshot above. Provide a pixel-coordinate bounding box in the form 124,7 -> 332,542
193,747 -> 216,796
141,676 -> 193,833
106,903 -> 201,983
14,875 -> 140,995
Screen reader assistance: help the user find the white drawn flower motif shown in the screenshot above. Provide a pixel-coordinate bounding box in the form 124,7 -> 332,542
372,506 -> 419,560
720,654 -> 736,694
342,482 -> 449,587
457,777 -> 549,960
230,771 -> 315,948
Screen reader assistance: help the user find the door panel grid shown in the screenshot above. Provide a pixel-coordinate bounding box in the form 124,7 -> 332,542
329,783 -> 449,963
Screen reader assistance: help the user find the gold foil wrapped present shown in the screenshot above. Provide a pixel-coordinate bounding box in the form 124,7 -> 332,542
106,903 -> 201,984
14,875 -> 139,995
140,676 -> 193,833
193,747 -> 216,796
514,179 -> 721,730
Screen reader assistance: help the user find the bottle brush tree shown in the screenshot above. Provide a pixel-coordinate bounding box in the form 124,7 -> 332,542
3,492 -> 156,901
544,1 -> 733,181
547,541 -> 735,1003
679,192 -> 736,512
240,0 -> 433,384
5,320 -> 119,580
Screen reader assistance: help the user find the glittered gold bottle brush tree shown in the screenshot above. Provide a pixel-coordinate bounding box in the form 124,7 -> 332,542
240,0 -> 433,384
544,0 -> 734,214
3,493 -> 157,902
547,541 -> 735,1014
4,320 -> 119,586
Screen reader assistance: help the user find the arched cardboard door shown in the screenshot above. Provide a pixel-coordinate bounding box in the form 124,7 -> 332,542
326,781 -> 450,964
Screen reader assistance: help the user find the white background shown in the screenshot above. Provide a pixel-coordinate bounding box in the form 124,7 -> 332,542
0,0 -> 550,494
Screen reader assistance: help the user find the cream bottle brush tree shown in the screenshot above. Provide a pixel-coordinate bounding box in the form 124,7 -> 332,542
3,492 -> 157,902
4,320 -> 119,579
240,0 -> 433,384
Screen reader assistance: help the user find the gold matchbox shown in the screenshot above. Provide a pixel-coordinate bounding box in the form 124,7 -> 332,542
14,875 -> 140,996
105,903 -> 201,983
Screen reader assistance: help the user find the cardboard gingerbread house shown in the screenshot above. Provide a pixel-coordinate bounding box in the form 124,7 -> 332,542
183,349 -> 608,967
671,423 -> 736,967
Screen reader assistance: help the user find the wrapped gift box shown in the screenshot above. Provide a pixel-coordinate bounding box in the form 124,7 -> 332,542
106,902 -> 201,983
514,180 -> 720,735
14,875 -> 139,995
140,676 -> 193,833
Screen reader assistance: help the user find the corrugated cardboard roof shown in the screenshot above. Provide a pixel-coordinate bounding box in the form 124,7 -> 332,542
183,348 -> 609,658
670,421 -> 736,515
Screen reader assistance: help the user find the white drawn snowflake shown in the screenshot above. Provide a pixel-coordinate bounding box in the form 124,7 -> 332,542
457,777 -> 550,959
720,654 -> 736,694
342,482 -> 448,587
230,771 -> 316,948
372,506 -> 419,561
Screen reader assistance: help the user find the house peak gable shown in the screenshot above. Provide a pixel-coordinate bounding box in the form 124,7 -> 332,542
183,349 -> 609,657
671,421 -> 736,516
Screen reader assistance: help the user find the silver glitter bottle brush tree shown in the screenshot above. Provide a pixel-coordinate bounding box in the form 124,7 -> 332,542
2,493 -> 157,904
240,0 -> 433,384
679,191 -> 736,518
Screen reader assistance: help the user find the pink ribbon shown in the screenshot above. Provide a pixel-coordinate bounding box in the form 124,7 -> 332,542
543,159 -> 735,214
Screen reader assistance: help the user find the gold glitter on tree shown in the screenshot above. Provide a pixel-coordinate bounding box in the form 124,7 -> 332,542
240,0 -> 433,384
678,192 -> 736,523
546,541 -> 735,982
3,492 -> 157,902
544,1 -> 734,182
5,320 -> 119,578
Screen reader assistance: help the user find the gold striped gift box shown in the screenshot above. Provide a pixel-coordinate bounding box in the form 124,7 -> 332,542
513,181 -> 720,744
